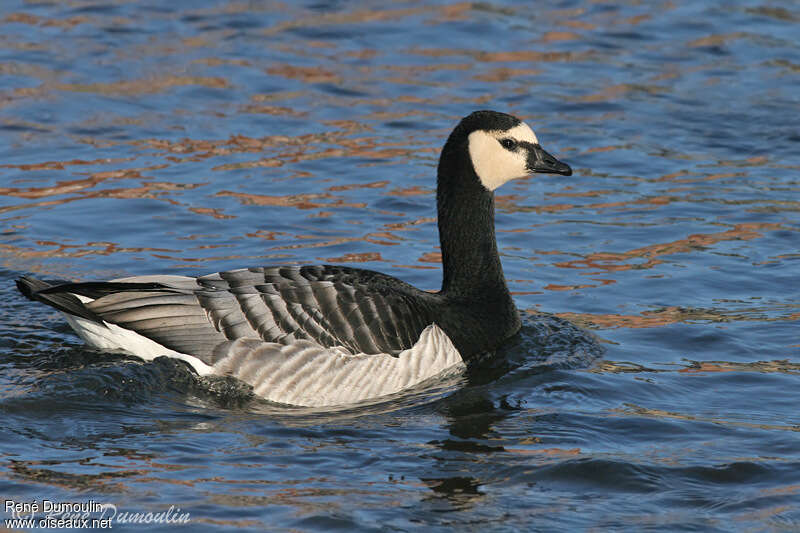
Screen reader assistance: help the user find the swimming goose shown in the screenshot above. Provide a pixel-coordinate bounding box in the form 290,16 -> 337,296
16,110 -> 572,407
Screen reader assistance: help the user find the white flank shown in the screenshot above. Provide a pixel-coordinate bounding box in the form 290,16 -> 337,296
214,324 -> 465,407
62,312 -> 215,376
468,121 -> 539,191
62,295 -> 464,407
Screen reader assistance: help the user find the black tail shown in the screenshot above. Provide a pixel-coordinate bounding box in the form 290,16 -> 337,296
16,276 -> 104,323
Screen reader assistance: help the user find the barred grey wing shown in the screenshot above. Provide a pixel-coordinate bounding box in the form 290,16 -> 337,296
71,266 -> 433,364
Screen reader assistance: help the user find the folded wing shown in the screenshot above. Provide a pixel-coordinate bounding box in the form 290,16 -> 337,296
25,266 -> 435,365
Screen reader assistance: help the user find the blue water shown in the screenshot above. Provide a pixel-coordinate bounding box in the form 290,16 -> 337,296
1,1 -> 799,531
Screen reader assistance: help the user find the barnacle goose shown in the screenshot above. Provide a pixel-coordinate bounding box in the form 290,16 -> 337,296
16,110 -> 572,407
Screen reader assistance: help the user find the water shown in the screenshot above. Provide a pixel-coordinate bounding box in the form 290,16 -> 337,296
1,0 -> 798,530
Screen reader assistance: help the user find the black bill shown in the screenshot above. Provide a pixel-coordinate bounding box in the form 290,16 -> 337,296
526,143 -> 572,176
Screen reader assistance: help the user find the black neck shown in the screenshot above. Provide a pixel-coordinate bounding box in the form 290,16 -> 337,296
436,147 -> 509,299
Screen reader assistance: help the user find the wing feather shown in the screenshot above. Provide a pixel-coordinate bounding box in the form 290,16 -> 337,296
24,265 -> 435,363
197,266 -> 435,356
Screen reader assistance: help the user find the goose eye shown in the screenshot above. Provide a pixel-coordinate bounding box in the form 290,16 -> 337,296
499,138 -> 517,150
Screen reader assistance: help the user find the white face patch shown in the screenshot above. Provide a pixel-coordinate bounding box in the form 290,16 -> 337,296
467,122 -> 539,191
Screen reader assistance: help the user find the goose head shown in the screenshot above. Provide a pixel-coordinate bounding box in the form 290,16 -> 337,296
439,110 -> 572,192
435,110 -> 573,298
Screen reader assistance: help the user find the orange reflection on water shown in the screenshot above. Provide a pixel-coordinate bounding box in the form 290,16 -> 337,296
262,6 -> 426,36
0,239 -> 175,260
323,252 -> 383,263
327,180 -> 389,192
556,304 -> 800,330
0,171 -> 200,216
3,12 -> 88,29
578,83 -> 667,103
14,76 -> 230,100
556,223 -> 785,273
188,207 -> 235,220
418,252 -> 441,264
409,47 -> 592,64
613,403 -> 799,432
505,447 -> 581,457
0,157 -> 132,172
0,165 -> 151,199
216,190 -> 366,210
679,360 -> 800,374
555,308 -> 689,329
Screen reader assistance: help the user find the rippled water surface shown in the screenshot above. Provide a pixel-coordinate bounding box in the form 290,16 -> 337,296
1,1 -> 799,531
